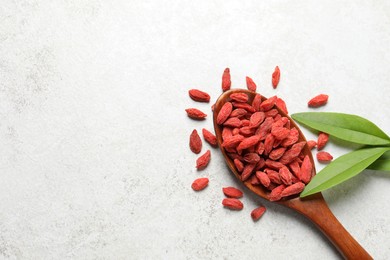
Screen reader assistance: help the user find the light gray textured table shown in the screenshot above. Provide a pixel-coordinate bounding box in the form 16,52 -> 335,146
1,1 -> 390,259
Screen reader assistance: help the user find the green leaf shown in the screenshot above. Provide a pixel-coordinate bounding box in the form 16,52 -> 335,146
300,147 -> 390,197
367,151 -> 390,172
291,112 -> 390,146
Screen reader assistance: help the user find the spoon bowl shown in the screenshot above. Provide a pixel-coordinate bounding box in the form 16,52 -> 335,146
213,89 -> 372,260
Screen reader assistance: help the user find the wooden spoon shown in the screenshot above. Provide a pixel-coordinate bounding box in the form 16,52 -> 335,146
213,89 -> 372,260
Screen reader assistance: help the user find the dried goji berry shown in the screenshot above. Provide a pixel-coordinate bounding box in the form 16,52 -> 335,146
299,155 -> 313,184
317,132 -> 329,150
232,102 -> 256,113
223,117 -> 242,128
265,159 -> 285,170
272,66 -> 280,88
251,93 -> 262,111
241,163 -> 256,181
230,108 -> 247,118
202,128 -> 217,147
222,198 -> 243,210
279,167 -> 293,186
308,94 -> 328,107
268,147 -> 286,160
279,141 -> 306,165
317,151 -> 333,162
234,158 -> 244,172
222,68 -> 231,92
230,93 -> 249,103
191,178 -> 209,191
264,134 -> 275,155
307,140 -> 317,150
265,169 -> 282,184
222,127 -> 233,140
236,135 -> 261,154
222,135 -> 245,148
269,184 -> 286,201
256,171 -> 270,188
260,96 -> 277,111
189,89 -> 210,102
243,153 -> 261,164
185,108 -> 207,120
280,182 -> 305,197
246,76 -> 257,92
222,187 -> 243,198
271,126 -> 290,140
276,97 -> 288,114
251,206 -> 266,221
281,127 -> 299,147
249,112 -> 265,128
217,102 -> 233,125
190,129 -> 202,154
196,150 -> 211,170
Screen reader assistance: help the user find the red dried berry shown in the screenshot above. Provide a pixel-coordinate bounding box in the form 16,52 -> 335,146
251,206 -> 266,221
189,129 -> 202,154
299,155 -> 313,184
256,171 -> 270,188
307,140 -> 317,150
252,93 -> 262,111
196,150 -> 211,170
275,97 -> 288,114
222,68 -> 231,92
222,198 -> 243,210
317,132 -> 329,150
222,187 -> 244,198
191,178 -> 209,191
280,182 -> 305,197
230,93 -> 249,103
246,76 -> 257,92
237,135 -> 261,154
249,112 -> 265,128
185,108 -> 207,120
222,135 -> 245,148
272,66 -> 280,88
202,128 -> 217,147
269,184 -> 286,201
188,89 -> 210,102
234,158 -> 244,172
260,96 -> 277,111
308,94 -> 329,107
217,102 -> 233,125
230,108 -> 247,118
241,163 -> 256,181
317,151 -> 333,162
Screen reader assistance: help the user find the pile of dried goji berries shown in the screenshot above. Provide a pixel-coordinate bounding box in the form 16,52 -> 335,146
185,67 -> 332,221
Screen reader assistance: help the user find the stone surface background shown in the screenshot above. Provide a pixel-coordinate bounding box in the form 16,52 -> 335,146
1,1 -> 389,259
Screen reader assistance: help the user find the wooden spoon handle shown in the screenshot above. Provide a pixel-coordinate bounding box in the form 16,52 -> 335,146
284,194 -> 372,260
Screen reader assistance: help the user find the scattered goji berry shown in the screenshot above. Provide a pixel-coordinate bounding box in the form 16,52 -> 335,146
317,151 -> 333,162
317,132 -> 329,150
202,128 -> 217,147
222,198 -> 243,210
189,89 -> 210,102
308,94 -> 328,107
251,206 -> 266,221
191,178 -> 209,191
196,150 -> 211,170
222,187 -> 244,198
246,76 -> 257,92
185,108 -> 207,120
272,66 -> 280,88
190,129 -> 202,154
222,68 -> 231,92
